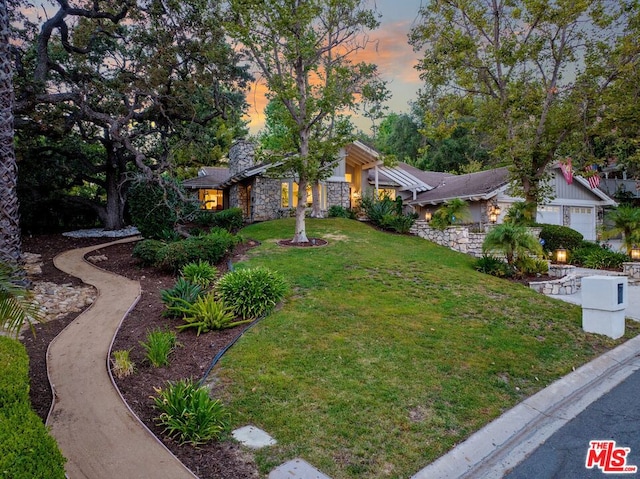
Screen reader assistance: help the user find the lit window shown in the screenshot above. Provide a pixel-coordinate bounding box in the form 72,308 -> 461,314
377,188 -> 396,200
281,182 -> 290,208
281,181 -> 323,208
199,189 -> 223,210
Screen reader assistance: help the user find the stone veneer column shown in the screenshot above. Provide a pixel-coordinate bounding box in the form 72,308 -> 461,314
326,181 -> 350,209
229,140 -> 256,176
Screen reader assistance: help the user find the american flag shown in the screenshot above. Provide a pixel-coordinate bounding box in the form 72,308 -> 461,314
585,164 -> 600,189
559,158 -> 573,184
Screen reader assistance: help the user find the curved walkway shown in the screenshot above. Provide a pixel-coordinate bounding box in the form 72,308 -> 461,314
46,238 -> 197,479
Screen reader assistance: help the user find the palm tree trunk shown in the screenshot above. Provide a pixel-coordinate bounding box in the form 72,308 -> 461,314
0,0 -> 22,268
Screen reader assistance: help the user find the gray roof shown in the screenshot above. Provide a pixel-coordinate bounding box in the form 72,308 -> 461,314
183,167 -> 230,189
409,167 -> 511,205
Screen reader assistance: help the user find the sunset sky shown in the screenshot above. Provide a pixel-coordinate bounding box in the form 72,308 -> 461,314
245,0 -> 427,134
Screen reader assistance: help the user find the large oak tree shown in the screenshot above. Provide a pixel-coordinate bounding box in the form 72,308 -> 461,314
13,0 -> 249,230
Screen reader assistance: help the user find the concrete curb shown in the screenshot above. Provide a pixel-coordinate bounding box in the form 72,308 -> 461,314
411,333 -> 640,479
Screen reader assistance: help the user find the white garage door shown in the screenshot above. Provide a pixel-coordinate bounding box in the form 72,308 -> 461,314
537,205 -> 561,225
570,207 -> 595,240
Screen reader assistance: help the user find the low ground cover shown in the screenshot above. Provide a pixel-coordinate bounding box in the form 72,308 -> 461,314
0,336 -> 66,478
217,218 -> 639,478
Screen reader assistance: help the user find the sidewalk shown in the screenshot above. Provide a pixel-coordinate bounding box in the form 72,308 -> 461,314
46,238 -> 197,479
411,271 -> 640,479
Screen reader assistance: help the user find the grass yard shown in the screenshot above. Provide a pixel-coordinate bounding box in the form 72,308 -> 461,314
217,218 -> 638,478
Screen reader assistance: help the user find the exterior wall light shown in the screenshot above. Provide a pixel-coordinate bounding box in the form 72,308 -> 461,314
425,211 -> 432,222
555,247 -> 568,264
631,245 -> 640,261
489,212 -> 498,223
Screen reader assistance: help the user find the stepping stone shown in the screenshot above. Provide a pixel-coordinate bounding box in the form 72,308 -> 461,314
232,425 -> 277,449
269,458 -> 332,479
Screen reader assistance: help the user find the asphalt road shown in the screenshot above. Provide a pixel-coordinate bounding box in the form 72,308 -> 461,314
504,367 -> 640,479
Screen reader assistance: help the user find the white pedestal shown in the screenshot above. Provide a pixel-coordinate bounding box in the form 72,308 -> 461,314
581,276 -> 628,339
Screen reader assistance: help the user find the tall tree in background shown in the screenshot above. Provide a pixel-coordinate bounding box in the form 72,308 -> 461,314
410,0 -> 640,213
13,0 -> 249,230
226,0 -> 383,242
0,0 -> 21,267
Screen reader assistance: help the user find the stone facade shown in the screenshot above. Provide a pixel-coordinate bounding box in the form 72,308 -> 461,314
229,184 -> 249,218
327,181 -> 350,210
229,140 -> 256,176
252,177 -> 283,221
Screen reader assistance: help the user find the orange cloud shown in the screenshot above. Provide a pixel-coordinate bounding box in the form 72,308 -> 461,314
244,20 -> 423,134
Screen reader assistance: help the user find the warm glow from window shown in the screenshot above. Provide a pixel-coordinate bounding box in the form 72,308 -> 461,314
281,181 -> 320,208
199,189 -> 223,210
377,188 -> 396,199
345,173 -> 352,183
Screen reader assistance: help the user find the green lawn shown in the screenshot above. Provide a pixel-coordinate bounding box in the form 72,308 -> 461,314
217,218 -> 637,478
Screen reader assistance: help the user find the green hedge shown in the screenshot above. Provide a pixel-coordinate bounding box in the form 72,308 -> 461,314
539,224 -> 583,253
156,230 -> 237,272
194,208 -> 244,232
0,337 -> 66,478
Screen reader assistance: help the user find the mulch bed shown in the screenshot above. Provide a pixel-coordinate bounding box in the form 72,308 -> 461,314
21,234 -> 260,479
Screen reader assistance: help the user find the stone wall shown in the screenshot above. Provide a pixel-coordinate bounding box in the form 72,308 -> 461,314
229,140 -> 255,176
327,181 -> 350,210
252,177 -> 282,221
229,184 -> 249,218
623,262 -> 640,281
410,221 -> 487,257
411,221 -> 543,258
529,275 -> 580,295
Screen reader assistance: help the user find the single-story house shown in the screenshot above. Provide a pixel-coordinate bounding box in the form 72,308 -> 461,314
184,140 -> 616,241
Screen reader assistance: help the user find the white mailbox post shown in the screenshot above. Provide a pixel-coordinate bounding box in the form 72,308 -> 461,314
581,276 -> 628,339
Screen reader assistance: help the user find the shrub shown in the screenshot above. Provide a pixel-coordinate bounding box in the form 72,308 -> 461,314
328,205 -> 355,219
156,230 -> 237,272
140,329 -> 177,367
0,337 -> 66,478
539,224 -> 583,253
216,267 -> 288,319
514,256 -> 549,276
430,198 -> 472,230
111,350 -> 135,379
128,180 -> 186,239
161,278 -> 204,317
152,379 -> 229,445
172,293 -> 251,335
474,255 -> 513,278
572,248 -> 628,270
359,193 -> 417,233
503,201 -> 536,226
181,260 -> 217,288
0,263 -> 43,337
195,207 -> 244,232
483,224 -> 543,265
132,239 -> 166,266
601,206 -> 640,253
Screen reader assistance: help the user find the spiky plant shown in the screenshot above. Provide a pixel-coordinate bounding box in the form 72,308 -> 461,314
0,263 -> 42,337
482,223 -> 543,266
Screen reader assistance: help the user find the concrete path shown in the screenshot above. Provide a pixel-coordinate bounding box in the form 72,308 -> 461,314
46,238 -> 197,479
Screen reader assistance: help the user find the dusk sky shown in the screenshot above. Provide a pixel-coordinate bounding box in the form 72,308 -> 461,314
26,0 -> 427,135
246,0 -> 427,133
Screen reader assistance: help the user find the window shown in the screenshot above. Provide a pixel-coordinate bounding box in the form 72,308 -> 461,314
198,189 -> 223,210
377,188 -> 397,200
281,181 -> 325,209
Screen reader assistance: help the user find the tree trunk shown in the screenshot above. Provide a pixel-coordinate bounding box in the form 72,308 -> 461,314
292,176 -> 309,243
310,181 -> 323,218
0,0 -> 22,268
103,162 -> 125,230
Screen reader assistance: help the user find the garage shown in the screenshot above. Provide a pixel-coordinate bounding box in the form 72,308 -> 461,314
536,205 -> 561,226
570,206 -> 595,240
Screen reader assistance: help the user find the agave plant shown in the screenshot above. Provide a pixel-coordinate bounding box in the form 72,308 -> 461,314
0,263 -> 42,337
